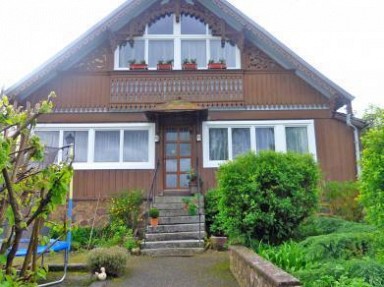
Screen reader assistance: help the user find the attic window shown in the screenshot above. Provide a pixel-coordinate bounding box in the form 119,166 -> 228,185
114,14 -> 240,70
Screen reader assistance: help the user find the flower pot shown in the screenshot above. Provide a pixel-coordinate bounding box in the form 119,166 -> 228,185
150,217 -> 159,227
208,63 -> 227,70
182,63 -> 198,70
210,236 -> 227,251
129,64 -> 148,70
157,64 -> 173,71
189,183 -> 198,194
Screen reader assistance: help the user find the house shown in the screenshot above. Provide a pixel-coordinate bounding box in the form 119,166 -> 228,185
6,0 -> 363,226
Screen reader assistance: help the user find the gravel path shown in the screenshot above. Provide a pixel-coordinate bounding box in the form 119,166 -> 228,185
93,251 -> 239,287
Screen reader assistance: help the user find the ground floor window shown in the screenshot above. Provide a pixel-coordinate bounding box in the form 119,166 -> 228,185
34,123 -> 155,170
202,120 -> 316,168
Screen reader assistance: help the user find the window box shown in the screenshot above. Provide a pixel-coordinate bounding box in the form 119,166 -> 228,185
129,60 -> 148,71
157,64 -> 173,71
157,60 -> 173,71
182,63 -> 198,70
208,62 -> 227,70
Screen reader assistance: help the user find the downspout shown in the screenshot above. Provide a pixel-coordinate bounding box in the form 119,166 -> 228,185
346,113 -> 361,178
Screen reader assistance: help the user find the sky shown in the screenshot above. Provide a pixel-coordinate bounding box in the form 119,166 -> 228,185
0,0 -> 383,116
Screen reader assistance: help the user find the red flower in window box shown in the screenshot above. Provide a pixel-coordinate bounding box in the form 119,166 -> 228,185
157,60 -> 173,71
208,59 -> 227,69
129,60 -> 148,71
182,59 -> 198,70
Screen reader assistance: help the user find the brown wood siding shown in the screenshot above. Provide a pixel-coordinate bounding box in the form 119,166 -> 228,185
28,70 -> 329,110
73,170 -> 153,200
315,119 -> 357,181
243,72 -> 327,106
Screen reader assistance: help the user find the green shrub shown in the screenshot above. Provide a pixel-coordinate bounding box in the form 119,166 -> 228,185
299,232 -> 373,261
360,106 -> 384,227
204,189 -> 225,236
108,189 -> 143,233
310,275 -> 372,287
346,259 -> 384,287
87,246 -> 128,277
320,181 -> 364,222
216,151 -> 320,244
295,216 -> 377,239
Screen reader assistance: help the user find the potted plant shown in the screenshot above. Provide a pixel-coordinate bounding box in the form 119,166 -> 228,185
182,58 -> 198,70
187,169 -> 200,194
182,195 -> 200,216
157,59 -> 173,70
149,207 -> 159,226
129,60 -> 148,70
207,58 -> 227,69
209,223 -> 227,251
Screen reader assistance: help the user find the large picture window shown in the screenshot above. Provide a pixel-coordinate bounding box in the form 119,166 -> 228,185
34,123 -> 155,170
203,120 -> 316,167
115,14 -> 241,70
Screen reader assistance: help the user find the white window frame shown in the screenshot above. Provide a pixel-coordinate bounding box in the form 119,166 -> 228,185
34,123 -> 156,170
114,14 -> 241,70
202,120 -> 317,168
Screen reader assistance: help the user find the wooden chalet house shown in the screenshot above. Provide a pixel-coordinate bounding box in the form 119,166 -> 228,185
7,0 -> 362,228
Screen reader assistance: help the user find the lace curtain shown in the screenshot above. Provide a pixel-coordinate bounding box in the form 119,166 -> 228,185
123,130 -> 149,162
232,128 -> 251,158
256,128 -> 275,151
94,131 -> 120,162
286,127 -> 308,153
209,128 -> 228,160
63,131 -> 88,162
181,40 -> 207,67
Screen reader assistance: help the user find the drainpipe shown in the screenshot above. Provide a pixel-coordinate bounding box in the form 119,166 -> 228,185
346,113 -> 361,178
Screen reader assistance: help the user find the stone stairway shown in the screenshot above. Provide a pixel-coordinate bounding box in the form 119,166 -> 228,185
141,195 -> 206,256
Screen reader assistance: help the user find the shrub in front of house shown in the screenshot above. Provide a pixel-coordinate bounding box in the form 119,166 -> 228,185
319,180 -> 364,222
108,189 -> 144,235
215,151 -> 320,244
87,246 -> 128,277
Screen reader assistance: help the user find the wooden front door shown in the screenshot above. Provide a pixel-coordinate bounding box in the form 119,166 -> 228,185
163,126 -> 193,191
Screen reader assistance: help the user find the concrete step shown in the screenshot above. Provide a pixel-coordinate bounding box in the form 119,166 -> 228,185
159,209 -> 204,217
158,215 -> 205,225
141,239 -> 204,249
141,247 -> 205,257
154,196 -> 204,204
145,231 -> 206,241
147,223 -> 205,234
153,202 -> 204,210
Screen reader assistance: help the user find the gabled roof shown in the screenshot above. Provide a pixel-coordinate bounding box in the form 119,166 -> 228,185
6,0 -> 354,107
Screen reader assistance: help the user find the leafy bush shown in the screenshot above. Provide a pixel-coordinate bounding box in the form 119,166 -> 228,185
310,275 -> 372,287
87,246 -> 128,277
320,181 -> 364,222
216,151 -> 320,244
346,259 -> 384,287
299,232 -> 373,261
108,189 -> 143,234
204,189 -> 224,236
295,216 -> 377,239
360,106 -> 384,227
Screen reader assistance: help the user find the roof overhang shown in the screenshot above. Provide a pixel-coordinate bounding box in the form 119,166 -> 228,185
145,99 -> 208,121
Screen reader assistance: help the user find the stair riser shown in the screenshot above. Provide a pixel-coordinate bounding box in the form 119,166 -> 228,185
154,196 -> 204,204
141,248 -> 205,257
159,209 -> 204,217
147,224 -> 205,233
153,203 -> 204,210
142,241 -> 204,249
158,215 -> 205,225
146,232 -> 206,241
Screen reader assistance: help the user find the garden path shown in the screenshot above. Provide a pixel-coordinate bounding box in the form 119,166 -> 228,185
90,250 -> 239,287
